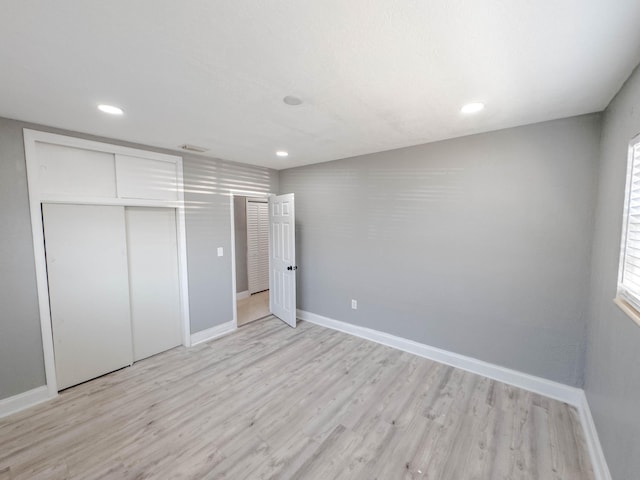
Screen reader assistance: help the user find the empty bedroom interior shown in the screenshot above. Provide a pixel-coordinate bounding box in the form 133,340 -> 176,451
1,1 -> 640,479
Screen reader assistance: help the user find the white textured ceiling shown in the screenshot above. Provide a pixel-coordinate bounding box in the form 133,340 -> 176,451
1,1 -> 640,169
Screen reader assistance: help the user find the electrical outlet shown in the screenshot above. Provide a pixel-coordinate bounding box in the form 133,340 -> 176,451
351,299 -> 357,310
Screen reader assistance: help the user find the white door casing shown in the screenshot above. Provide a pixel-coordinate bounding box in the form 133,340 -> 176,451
42,204 -> 134,390
269,193 -> 297,327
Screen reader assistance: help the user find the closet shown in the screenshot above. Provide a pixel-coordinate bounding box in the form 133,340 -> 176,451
247,198 -> 269,293
125,207 -> 182,362
43,205 -> 182,389
43,204 -> 134,389
25,130 -> 188,392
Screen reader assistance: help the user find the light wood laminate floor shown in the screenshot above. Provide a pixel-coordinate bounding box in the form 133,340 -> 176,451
0,317 -> 594,479
237,290 -> 270,327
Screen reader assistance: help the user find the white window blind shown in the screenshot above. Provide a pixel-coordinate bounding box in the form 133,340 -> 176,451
618,134 -> 640,311
247,200 -> 270,294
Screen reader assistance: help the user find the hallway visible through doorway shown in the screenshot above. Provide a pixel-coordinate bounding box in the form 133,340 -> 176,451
237,290 -> 270,326
233,194 -> 271,327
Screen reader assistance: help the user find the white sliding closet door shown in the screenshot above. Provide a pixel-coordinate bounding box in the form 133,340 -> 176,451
42,204 -> 133,390
247,200 -> 269,294
125,207 -> 182,361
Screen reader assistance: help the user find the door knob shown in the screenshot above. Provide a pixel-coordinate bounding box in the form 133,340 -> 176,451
287,265 -> 298,271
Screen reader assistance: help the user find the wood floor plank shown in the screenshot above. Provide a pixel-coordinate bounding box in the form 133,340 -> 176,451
0,317 -> 595,479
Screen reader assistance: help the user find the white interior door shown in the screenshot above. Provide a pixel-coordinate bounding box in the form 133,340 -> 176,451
42,203 -> 133,390
247,200 -> 269,293
269,194 -> 297,327
125,207 -> 182,361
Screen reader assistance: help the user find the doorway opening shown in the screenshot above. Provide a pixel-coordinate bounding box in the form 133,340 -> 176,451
230,191 -> 297,329
233,195 -> 270,327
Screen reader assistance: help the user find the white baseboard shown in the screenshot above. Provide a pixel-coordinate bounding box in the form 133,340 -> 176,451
297,309 -> 581,405
236,290 -> 250,300
190,320 -> 237,346
0,321 -> 237,419
0,385 -> 53,419
577,391 -> 612,480
297,309 -> 610,480
0,311 -> 611,480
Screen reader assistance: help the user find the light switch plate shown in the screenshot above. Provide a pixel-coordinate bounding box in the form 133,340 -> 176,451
217,247 -> 223,257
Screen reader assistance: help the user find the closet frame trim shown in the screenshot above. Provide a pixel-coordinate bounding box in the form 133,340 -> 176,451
23,129 -> 192,399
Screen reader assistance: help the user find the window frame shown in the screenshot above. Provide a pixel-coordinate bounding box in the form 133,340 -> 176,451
615,132 -> 640,326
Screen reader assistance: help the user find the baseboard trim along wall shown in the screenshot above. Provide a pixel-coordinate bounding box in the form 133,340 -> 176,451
236,290 -> 250,300
297,309 -> 612,480
190,320 -> 237,346
577,391 -> 613,480
0,385 -> 53,419
1,321 -> 238,420
297,309 -> 581,403
0,310 -> 610,480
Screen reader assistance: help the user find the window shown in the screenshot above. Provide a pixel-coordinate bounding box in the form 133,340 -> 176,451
617,133 -> 640,322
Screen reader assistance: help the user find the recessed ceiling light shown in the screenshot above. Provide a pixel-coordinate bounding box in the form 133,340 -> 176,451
276,151 -> 289,157
98,104 -> 124,115
283,96 -> 303,106
461,102 -> 484,114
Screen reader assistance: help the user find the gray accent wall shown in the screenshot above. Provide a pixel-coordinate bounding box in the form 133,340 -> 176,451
280,114 -> 601,386
182,159 -> 277,333
584,64 -> 640,480
0,118 -> 46,400
234,196 -> 249,293
0,116 -> 278,401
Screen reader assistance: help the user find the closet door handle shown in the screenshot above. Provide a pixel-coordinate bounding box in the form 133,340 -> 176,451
287,265 -> 298,271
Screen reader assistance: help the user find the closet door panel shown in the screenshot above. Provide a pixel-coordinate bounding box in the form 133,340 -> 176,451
126,207 -> 182,361
42,204 -> 133,390
36,143 -> 116,198
116,155 -> 178,201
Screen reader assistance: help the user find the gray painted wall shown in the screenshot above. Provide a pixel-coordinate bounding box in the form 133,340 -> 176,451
584,64 -> 640,480
0,116 -> 278,401
0,118 -> 46,400
234,196 -> 248,293
280,114 -> 601,386
182,158 -> 277,333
